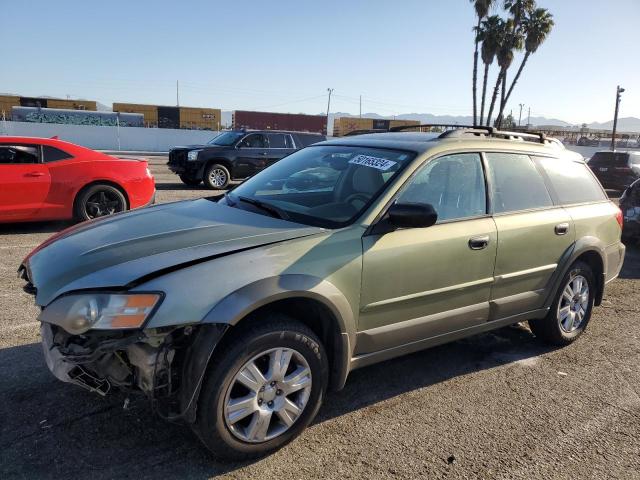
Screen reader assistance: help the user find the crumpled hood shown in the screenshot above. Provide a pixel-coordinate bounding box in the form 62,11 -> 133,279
23,199 -> 323,306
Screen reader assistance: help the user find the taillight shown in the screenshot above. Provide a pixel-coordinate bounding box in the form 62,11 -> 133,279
615,206 -> 624,229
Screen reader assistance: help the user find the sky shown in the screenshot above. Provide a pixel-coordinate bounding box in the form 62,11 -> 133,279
1,0 -> 638,124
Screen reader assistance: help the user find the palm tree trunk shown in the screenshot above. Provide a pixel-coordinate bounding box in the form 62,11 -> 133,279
502,52 -> 530,114
486,69 -> 503,126
472,19 -> 481,126
479,62 -> 489,125
497,72 -> 507,128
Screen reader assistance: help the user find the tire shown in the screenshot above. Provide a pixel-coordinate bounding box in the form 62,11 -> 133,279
179,174 -> 202,186
193,316 -> 328,461
203,163 -> 230,190
529,261 -> 595,346
74,184 -> 128,222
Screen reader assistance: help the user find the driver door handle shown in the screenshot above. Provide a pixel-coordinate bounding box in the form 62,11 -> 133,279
25,172 -> 44,177
468,235 -> 490,250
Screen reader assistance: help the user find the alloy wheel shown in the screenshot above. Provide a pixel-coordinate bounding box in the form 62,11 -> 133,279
557,274 -> 590,333
223,347 -> 312,443
209,168 -> 228,188
85,190 -> 125,218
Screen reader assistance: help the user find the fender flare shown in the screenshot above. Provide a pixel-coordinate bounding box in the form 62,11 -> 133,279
203,274 -> 355,390
543,236 -> 607,309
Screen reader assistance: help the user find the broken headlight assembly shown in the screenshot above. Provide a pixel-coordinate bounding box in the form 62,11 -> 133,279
39,292 -> 163,334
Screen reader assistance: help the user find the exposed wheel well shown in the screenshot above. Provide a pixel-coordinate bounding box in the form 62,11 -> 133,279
73,180 -> 130,211
217,297 -> 347,391
575,250 -> 604,305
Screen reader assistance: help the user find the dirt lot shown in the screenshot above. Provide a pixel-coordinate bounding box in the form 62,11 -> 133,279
1,157 -> 639,479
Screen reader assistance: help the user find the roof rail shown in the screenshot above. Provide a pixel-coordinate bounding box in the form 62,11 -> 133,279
389,124 -> 493,133
343,129 -> 388,137
436,126 -> 562,146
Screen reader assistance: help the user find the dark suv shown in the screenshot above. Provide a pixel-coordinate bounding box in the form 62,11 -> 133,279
588,150 -> 640,191
168,130 -> 326,189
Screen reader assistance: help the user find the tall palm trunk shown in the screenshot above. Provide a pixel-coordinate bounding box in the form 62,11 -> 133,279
497,71 -> 507,128
472,18 -> 481,125
502,51 -> 530,115
479,62 -> 490,125
486,69 -> 504,126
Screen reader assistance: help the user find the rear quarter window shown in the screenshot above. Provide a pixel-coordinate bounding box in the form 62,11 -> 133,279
43,145 -> 72,162
534,155 -> 607,205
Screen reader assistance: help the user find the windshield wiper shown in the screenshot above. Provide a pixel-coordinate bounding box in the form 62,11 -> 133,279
235,195 -> 290,220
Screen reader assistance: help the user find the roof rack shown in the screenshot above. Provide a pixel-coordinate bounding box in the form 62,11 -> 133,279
342,129 -> 389,137
389,123 -> 561,146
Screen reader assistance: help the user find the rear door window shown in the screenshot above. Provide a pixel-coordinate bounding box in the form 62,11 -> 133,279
590,152 -> 629,166
485,152 -> 553,213
534,155 -> 607,205
0,145 -> 40,164
266,133 -> 287,148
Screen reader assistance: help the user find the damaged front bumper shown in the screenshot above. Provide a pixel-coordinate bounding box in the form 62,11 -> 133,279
40,322 -> 227,422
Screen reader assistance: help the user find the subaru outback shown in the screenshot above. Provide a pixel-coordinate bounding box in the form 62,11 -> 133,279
21,126 -> 625,460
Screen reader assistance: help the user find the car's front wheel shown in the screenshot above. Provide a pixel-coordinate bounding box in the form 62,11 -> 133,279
529,261 -> 595,345
203,163 -> 230,189
194,316 -> 328,460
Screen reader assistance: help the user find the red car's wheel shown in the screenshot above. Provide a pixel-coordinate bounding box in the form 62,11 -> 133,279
74,184 -> 128,221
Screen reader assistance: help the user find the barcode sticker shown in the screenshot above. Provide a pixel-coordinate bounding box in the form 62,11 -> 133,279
348,155 -> 397,171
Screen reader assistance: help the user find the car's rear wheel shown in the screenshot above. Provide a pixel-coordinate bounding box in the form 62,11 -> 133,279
194,316 -> 328,460
74,184 -> 128,222
179,173 -> 202,186
529,261 -> 595,345
204,163 -> 230,189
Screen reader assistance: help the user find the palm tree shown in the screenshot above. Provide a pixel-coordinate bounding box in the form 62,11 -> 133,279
471,0 -> 494,125
485,20 -> 513,126
500,8 -> 554,113
477,15 -> 503,125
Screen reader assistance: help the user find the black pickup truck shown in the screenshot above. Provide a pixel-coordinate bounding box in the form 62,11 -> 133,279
168,130 -> 326,189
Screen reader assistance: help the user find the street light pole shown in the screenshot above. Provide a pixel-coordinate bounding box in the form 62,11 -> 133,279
326,88 -> 334,135
611,85 -> 625,151
518,103 -> 525,126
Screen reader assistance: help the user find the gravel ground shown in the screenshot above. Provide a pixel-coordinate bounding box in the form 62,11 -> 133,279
1,157 -> 639,479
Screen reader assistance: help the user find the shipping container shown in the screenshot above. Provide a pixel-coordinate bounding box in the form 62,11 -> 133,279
332,117 -> 419,136
11,107 -> 143,127
46,99 -> 97,111
0,95 -> 20,119
113,103 -> 160,127
179,106 -> 221,130
233,110 -> 327,134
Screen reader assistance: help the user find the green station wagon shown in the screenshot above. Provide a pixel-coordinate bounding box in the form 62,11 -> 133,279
21,126 -> 626,459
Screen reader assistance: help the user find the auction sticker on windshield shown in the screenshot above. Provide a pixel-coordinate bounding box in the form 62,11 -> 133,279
348,155 -> 397,171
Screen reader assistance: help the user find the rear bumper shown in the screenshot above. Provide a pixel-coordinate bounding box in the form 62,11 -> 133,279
604,241 -> 626,284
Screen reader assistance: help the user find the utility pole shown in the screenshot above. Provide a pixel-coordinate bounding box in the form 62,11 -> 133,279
518,103 -> 525,126
527,107 -> 531,127
326,88 -> 334,135
359,95 -> 362,118
176,80 -> 180,107
611,85 -> 625,150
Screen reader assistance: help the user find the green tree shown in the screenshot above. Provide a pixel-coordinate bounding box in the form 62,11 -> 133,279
500,8 -> 554,113
471,0 -> 494,125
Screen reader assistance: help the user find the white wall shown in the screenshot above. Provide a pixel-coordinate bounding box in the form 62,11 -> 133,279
0,121 -> 218,152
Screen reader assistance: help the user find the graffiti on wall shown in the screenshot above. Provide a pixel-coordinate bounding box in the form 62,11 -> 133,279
11,107 -> 144,127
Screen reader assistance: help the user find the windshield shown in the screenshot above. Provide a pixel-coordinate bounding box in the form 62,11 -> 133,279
224,145 -> 415,228
208,131 -> 244,146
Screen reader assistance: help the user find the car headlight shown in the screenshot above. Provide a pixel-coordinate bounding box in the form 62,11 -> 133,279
187,149 -> 202,161
39,293 -> 162,335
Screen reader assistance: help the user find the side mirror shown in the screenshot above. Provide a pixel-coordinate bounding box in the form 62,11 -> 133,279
387,202 -> 438,229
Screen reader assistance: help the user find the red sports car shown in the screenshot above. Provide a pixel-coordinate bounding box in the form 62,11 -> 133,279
0,137 -> 155,223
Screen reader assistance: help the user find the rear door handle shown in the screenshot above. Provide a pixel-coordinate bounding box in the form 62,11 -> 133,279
469,235 -> 490,250
25,172 -> 44,177
555,222 -> 570,235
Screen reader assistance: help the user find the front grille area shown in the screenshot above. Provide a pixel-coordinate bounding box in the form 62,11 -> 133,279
168,150 -> 187,167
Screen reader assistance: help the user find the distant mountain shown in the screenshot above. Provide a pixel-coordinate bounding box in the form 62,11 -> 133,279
587,117 -> 640,132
